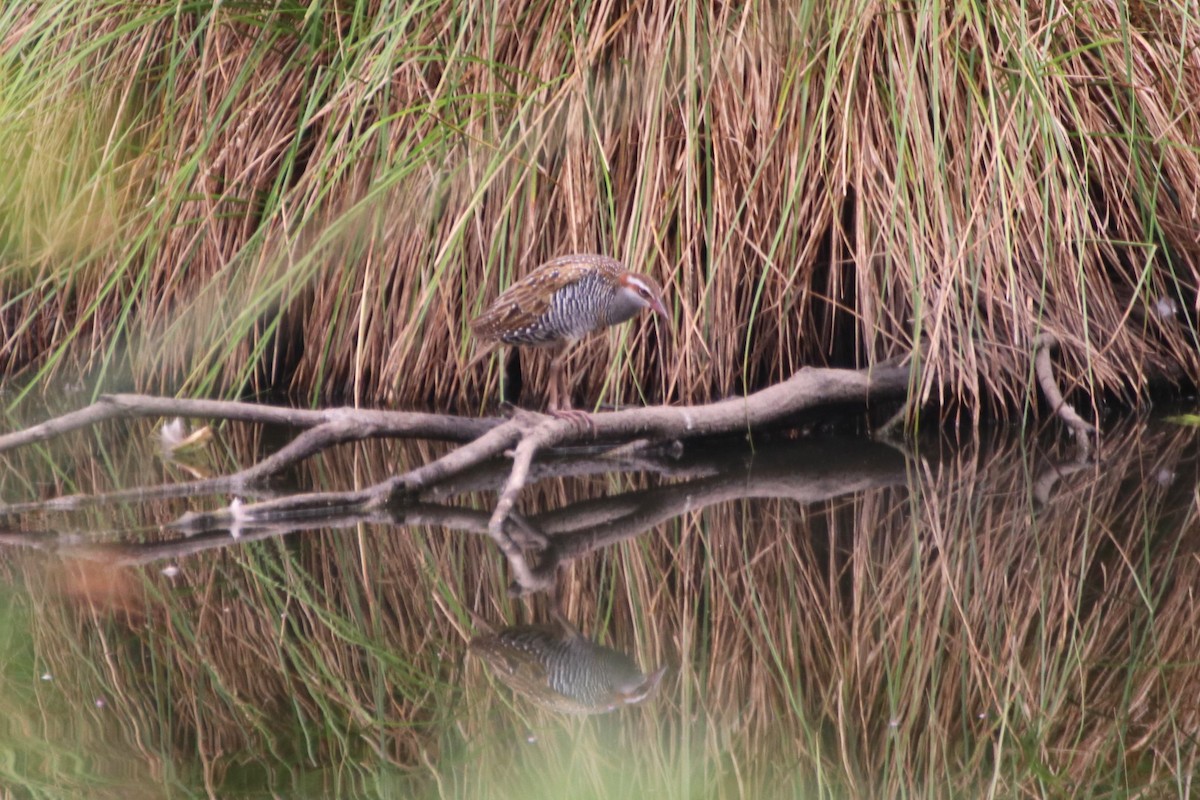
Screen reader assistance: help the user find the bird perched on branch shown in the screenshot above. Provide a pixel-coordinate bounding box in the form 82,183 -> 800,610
470,254 -> 669,419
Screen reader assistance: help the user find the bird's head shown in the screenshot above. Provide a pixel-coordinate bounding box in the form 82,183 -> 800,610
617,272 -> 670,322
613,664 -> 668,706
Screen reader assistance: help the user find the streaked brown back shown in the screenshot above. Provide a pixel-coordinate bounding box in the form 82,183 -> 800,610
470,255 -> 625,343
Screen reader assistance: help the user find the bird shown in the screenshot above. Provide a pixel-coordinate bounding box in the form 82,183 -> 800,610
470,622 -> 667,715
470,254 -> 669,419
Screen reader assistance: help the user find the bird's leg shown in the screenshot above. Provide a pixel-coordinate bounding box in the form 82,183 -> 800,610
546,345 -> 592,429
545,344 -> 564,412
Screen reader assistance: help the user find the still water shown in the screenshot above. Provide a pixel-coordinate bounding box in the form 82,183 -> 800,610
0,413 -> 1197,798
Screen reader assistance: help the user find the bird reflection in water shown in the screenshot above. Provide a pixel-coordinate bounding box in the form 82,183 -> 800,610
470,615 -> 666,715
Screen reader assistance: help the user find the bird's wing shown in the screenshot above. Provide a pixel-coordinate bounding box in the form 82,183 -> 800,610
470,257 -> 618,341
468,281 -> 552,341
470,632 -> 594,714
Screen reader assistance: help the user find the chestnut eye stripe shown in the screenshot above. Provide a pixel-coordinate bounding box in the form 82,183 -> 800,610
625,276 -> 653,296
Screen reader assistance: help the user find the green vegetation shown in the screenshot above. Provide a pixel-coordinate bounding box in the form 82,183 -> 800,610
0,1 -> 1197,413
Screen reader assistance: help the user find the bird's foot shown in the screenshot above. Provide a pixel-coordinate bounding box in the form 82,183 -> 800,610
548,407 -> 594,432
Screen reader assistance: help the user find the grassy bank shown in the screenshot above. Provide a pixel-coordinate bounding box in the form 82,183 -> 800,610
0,1 -> 1197,414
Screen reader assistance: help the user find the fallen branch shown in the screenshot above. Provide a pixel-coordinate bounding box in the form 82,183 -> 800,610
171,364 -> 911,528
0,395 -> 499,455
0,398 -> 502,512
0,365 -> 914,553
1033,333 -> 1098,457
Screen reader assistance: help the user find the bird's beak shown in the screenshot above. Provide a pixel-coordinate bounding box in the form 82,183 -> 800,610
619,665 -> 668,705
650,298 -> 670,335
652,298 -> 672,340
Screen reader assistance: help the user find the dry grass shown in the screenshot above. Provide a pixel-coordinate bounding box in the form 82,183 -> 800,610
0,2 -> 1197,415
0,417 -> 1196,796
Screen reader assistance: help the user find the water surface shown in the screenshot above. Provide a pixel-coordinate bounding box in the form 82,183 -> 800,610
0,414 -> 1196,798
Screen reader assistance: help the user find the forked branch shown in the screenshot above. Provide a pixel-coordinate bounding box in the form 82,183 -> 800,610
1,365 -> 914,536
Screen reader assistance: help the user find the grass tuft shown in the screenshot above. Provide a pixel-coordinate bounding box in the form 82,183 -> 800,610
1,2 -> 1198,415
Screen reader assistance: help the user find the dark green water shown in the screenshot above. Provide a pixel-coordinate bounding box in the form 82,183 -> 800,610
0,411 -> 1197,798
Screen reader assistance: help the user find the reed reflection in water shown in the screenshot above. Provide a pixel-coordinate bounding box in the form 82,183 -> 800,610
0,418 -> 1196,797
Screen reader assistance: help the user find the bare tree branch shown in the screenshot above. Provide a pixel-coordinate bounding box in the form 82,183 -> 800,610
165,365 -> 911,528
1,365 -> 915,541
1033,333 -> 1098,457
0,394 -> 500,454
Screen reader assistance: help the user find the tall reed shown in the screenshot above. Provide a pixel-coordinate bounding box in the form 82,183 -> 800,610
1,2 -> 1197,415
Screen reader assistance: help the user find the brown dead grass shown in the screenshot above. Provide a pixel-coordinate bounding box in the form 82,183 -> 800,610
2,4 -> 1199,404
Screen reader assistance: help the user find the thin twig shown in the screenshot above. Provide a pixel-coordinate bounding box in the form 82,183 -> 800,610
0,394 -> 500,455
1033,333 -> 1097,457
0,405 -> 504,513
